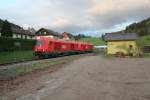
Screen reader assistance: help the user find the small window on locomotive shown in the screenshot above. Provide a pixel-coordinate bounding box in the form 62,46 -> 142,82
36,41 -> 44,46
49,42 -> 53,46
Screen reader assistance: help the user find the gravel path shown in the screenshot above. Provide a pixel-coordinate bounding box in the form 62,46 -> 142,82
1,55 -> 150,100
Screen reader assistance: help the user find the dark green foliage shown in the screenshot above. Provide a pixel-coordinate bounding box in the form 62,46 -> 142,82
101,34 -> 105,41
1,20 -> 13,37
125,18 -> 150,36
0,51 -> 34,64
80,37 -> 106,46
139,35 -> 150,45
75,34 -> 91,40
0,19 -> 3,28
0,37 -> 36,51
0,19 -> 23,31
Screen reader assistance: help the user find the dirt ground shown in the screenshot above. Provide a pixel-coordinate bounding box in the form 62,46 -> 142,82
0,55 -> 150,100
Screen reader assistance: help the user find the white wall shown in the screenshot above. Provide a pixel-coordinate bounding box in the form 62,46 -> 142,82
13,34 -> 17,38
23,35 -> 26,39
18,34 -> 21,38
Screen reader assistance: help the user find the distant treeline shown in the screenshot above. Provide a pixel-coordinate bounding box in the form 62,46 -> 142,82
74,34 -> 91,40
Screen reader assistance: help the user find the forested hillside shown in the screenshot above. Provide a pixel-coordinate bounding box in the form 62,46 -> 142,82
124,18 -> 150,36
0,19 -> 3,28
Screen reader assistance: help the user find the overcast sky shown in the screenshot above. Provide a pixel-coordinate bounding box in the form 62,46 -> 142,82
0,0 -> 150,36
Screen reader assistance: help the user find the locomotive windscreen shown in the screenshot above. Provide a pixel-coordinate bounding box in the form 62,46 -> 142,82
36,40 -> 44,46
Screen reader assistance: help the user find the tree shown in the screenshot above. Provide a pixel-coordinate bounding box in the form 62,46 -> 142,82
1,20 -> 13,37
101,34 -> 105,41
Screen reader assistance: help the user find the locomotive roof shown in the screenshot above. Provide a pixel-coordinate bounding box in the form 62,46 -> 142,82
37,36 -> 93,45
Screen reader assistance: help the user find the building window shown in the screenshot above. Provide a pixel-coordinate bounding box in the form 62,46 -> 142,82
129,45 -> 133,49
40,32 -> 42,35
44,32 -> 47,35
25,35 -> 27,39
129,45 -> 133,56
21,35 -> 23,39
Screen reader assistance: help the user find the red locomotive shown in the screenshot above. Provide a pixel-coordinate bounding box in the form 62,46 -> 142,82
34,36 -> 94,58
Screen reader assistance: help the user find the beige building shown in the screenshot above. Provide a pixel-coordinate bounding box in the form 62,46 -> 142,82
104,33 -> 141,56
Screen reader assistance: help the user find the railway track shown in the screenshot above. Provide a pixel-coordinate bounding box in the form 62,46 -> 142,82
0,53 -> 94,67
0,55 -> 69,67
0,57 -> 40,67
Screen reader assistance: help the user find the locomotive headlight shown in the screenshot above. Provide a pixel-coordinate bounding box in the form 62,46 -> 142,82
36,36 -> 41,40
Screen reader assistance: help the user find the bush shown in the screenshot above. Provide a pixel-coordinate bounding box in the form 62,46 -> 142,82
0,37 -> 36,51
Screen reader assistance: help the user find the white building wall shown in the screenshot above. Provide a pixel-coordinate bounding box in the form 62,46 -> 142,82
18,34 -> 21,38
22,35 -> 26,39
13,34 -> 17,38
27,36 -> 30,39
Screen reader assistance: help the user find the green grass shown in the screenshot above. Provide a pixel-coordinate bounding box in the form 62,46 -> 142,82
0,51 -> 34,64
79,37 -> 106,46
139,35 -> 150,45
0,56 -> 80,80
93,48 -> 106,55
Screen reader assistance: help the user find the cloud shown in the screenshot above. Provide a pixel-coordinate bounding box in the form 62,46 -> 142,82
87,0 -> 150,29
0,0 -> 150,36
54,18 -> 70,27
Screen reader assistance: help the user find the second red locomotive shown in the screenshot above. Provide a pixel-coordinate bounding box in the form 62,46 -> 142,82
34,36 -> 94,58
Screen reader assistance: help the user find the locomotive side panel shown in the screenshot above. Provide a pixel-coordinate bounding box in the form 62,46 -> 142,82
34,36 -> 94,58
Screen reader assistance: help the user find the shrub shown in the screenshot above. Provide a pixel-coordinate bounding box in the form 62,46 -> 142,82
1,20 -> 13,37
0,37 -> 36,51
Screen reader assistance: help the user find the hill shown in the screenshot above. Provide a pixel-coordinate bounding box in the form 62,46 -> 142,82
125,17 -> 150,36
79,38 -> 106,46
108,17 -> 150,36
107,17 -> 150,45
139,35 -> 150,45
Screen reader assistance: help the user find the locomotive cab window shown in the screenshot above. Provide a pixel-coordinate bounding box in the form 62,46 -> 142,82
36,41 -> 44,46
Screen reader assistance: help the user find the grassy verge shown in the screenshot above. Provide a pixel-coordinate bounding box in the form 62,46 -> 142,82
141,53 -> 150,58
93,49 -> 117,58
0,51 -> 34,64
139,35 -> 150,45
79,38 -> 106,46
0,56 -> 80,80
93,48 -> 106,55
